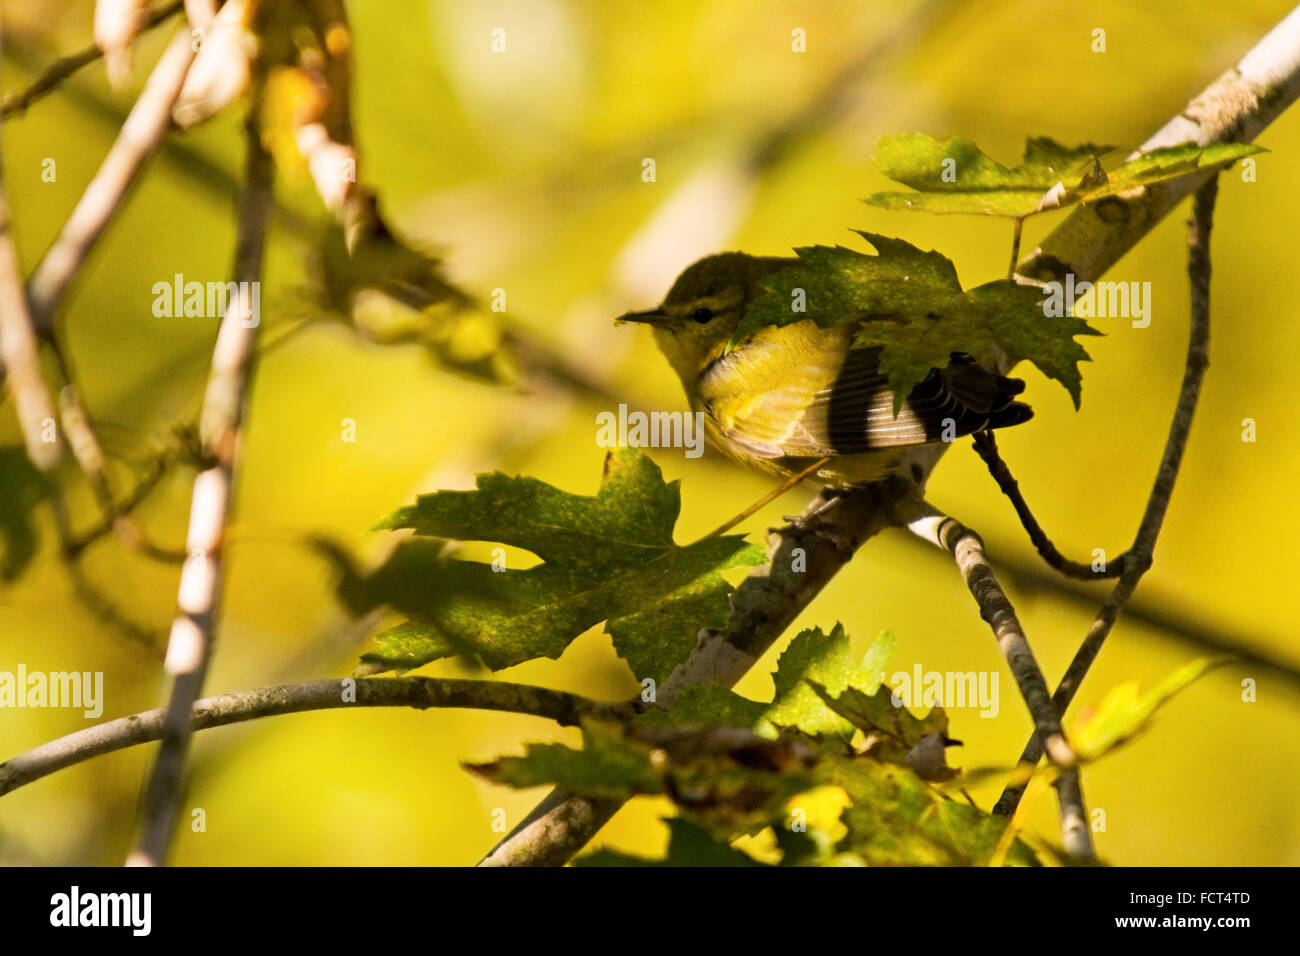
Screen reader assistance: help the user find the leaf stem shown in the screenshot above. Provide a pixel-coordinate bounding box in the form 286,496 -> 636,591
1008,217 -> 1024,280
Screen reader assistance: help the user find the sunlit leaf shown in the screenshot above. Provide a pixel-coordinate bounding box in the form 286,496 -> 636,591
1073,658 -> 1226,761
866,134 -> 1263,218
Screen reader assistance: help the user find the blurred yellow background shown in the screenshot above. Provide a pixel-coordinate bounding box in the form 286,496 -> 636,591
1,0 -> 1297,865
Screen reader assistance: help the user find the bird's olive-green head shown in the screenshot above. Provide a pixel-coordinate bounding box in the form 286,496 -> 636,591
617,252 -> 789,385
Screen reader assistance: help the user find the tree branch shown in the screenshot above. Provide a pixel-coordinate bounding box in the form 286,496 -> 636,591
128,105 -> 273,867
896,497 -> 1093,859
0,677 -> 615,798
994,175 -> 1219,817
972,430 -> 1124,579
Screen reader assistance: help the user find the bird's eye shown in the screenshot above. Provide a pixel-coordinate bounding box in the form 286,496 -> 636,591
692,307 -> 715,324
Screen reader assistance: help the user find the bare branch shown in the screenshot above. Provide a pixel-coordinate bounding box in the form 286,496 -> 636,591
128,108 -> 273,868
994,176 -> 1220,817
972,431 -> 1123,580
0,677 -> 616,797
896,497 -> 1093,859
0,1 -> 183,118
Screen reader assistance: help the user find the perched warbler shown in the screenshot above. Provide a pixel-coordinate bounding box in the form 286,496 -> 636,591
618,252 -> 1033,487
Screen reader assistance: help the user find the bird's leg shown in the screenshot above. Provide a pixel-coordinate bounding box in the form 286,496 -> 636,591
777,484 -> 856,550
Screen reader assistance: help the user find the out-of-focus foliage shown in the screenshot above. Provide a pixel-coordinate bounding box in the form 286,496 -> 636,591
1072,658 -> 1225,761
0,448 -> 51,580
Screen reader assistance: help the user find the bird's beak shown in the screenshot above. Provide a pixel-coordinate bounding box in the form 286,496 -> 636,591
616,308 -> 667,325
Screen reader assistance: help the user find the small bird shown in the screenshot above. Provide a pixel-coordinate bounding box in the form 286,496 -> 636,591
618,252 -> 1033,487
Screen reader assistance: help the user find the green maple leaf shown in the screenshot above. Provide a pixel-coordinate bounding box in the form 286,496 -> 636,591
740,236 -> 1099,409
865,134 -> 1107,216
466,720 -> 662,799
866,133 -> 1263,218
1056,142 -> 1266,208
824,752 -> 1036,866
472,691 -> 1043,865
851,275 -> 1099,409
828,751 -> 1044,863
735,234 -> 960,343
359,448 -> 765,682
762,625 -> 892,736
637,626 -> 894,738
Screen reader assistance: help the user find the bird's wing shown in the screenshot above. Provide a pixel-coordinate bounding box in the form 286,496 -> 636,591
697,336 -> 1032,459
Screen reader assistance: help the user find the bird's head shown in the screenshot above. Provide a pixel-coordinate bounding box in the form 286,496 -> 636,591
617,252 -> 789,383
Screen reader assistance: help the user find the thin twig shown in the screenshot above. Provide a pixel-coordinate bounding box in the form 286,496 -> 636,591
1007,217 -> 1024,280
0,1 -> 184,118
896,497 -> 1093,859
56,382 -> 115,513
972,430 -> 1124,579
995,176 -> 1219,817
890,510 -> 1300,691
50,359 -> 187,562
128,107 -> 273,867
0,677 -> 619,797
